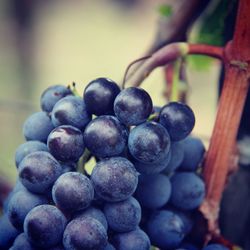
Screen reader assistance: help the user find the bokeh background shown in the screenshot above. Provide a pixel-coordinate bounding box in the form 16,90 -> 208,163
0,0 -> 220,183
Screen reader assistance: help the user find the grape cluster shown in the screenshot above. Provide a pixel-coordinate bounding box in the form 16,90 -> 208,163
0,78 -> 229,250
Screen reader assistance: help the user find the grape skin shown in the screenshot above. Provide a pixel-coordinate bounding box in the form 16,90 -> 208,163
24,205 -> 66,248
84,77 -> 120,116
91,157 -> 138,202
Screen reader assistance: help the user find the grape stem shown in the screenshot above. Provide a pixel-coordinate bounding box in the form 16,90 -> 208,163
123,43 -> 223,88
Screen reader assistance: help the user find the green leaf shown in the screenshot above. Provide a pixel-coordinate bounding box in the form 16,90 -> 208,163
157,4 -> 172,18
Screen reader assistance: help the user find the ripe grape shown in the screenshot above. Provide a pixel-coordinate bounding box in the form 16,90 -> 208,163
147,210 -> 185,249
19,151 -> 62,194
179,136 -> 205,171
135,174 -> 171,209
84,77 -> 120,115
128,121 -> 171,163
112,228 -> 151,250
159,102 -> 195,141
47,125 -> 85,162
63,217 -> 108,250
23,112 -> 54,142
40,85 -> 72,113
7,189 -> 48,230
52,172 -> 94,213
51,96 -> 91,130
15,141 -> 48,168
104,197 -> 141,232
24,205 -> 66,248
91,157 -> 138,202
84,115 -> 128,158
114,87 -> 153,125
170,172 -> 205,210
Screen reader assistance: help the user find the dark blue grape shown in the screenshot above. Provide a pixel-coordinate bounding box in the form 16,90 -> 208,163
179,136 -> 205,171
23,112 -> 54,142
112,228 -> 151,250
52,172 -> 94,213
9,233 -> 35,250
41,85 -> 72,113
128,122 -> 171,163
84,77 -> 120,115
84,116 -> 128,158
114,87 -> 153,126
131,151 -> 171,174
163,141 -> 184,173
19,151 -> 62,194
47,125 -> 85,162
0,214 -> 20,249
15,141 -> 48,168
74,206 -> 108,231
159,102 -> 195,141
135,174 -> 171,209
24,205 -> 66,248
104,197 -> 141,232
91,157 -> 138,202
51,96 -> 91,130
203,244 -> 229,250
63,217 -> 108,250
147,210 -> 185,249
170,172 -> 205,210
7,189 -> 48,230
48,244 -> 65,250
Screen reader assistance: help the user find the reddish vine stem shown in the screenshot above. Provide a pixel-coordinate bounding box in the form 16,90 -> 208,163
125,43 -> 223,88
200,0 -> 250,236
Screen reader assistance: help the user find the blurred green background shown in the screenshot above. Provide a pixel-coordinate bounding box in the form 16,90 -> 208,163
0,0 -> 220,183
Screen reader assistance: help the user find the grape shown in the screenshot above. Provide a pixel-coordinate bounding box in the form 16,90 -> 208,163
19,151 -> 62,194
23,112 -> 54,142
179,136 -> 205,171
170,172 -> 205,210
159,102 -> 195,141
135,174 -> 171,209
52,172 -> 94,213
9,233 -> 35,250
63,217 -> 108,250
147,210 -> 185,249
51,96 -> 91,130
202,244 -> 229,250
47,125 -> 85,162
48,245 -> 65,250
84,77 -> 120,115
91,157 -> 138,202
24,205 -> 66,248
74,206 -> 108,231
84,116 -> 128,158
15,141 -> 48,168
0,214 -> 20,249
131,151 -> 171,174
128,121 -> 171,163
112,228 -> 151,250
7,189 -> 48,230
114,87 -> 153,125
163,141 -> 184,173
104,197 -> 141,232
40,85 -> 72,113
